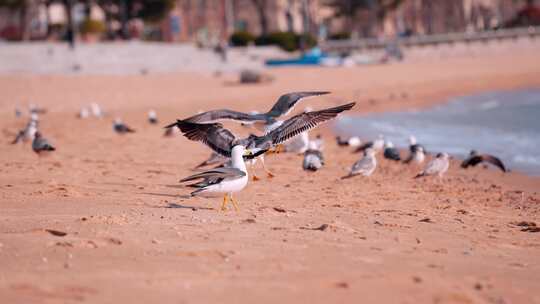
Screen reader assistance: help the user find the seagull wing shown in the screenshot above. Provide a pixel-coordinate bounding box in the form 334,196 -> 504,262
264,102 -> 355,146
167,120 -> 236,157
461,155 -> 482,168
183,109 -> 267,124
180,167 -> 246,183
266,91 -> 331,118
481,154 -> 507,172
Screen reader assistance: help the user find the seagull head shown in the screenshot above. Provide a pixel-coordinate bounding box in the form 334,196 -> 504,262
436,152 -> 449,160
408,135 -> 417,145
365,148 -> 376,157
113,117 -> 123,125
148,110 -> 157,118
385,141 -> 394,148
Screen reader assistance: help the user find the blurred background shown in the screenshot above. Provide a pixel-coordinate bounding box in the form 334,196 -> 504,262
1,0 -> 539,48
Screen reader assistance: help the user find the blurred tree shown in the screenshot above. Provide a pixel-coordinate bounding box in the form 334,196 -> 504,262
327,0 -> 404,37
250,0 -> 269,35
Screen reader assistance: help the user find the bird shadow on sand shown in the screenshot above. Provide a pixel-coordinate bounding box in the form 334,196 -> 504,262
139,192 -> 192,199
164,203 -> 214,211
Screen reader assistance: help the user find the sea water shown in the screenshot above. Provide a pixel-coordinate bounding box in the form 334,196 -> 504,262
335,89 -> 540,175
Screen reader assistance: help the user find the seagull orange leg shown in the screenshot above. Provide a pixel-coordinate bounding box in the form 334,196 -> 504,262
220,194 -> 228,211
229,194 -> 240,211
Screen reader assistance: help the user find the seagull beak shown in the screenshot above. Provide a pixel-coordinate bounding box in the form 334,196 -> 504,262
243,150 -> 254,157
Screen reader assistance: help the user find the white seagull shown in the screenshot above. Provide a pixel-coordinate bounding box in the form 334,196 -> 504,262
343,148 -> 377,178
415,152 -> 450,180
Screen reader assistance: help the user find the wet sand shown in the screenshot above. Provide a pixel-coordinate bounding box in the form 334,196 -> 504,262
1,48 -> 540,303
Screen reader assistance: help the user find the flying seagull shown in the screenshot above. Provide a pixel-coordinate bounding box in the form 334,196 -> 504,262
180,145 -> 252,211
32,132 -> 55,155
461,150 -> 507,173
113,118 -> 135,134
342,148 -> 377,178
383,141 -> 401,161
183,91 -> 331,132
415,152 -> 450,179
167,102 -> 356,177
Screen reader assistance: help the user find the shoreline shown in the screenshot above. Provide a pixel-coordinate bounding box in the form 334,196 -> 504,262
1,47 -> 540,303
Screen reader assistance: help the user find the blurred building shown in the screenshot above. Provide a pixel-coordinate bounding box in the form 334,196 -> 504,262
161,0 -> 333,42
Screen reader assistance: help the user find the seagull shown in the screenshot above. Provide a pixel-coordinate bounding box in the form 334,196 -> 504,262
415,152 -> 450,179
32,132 -> 55,155
343,148 -> 377,178
90,103 -> 103,118
180,145 -> 252,211
303,141 -> 325,171
193,151 -> 228,169
461,150 -> 507,173
183,91 -> 331,132
383,141 -> 401,161
354,135 -> 384,153
148,110 -> 158,124
77,107 -> 90,119
336,135 -> 361,147
113,118 -> 135,134
407,135 -> 427,155
11,115 -> 38,144
167,103 -> 356,178
403,145 -> 425,165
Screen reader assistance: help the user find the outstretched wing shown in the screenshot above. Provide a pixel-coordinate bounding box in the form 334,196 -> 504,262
183,109 -> 267,124
481,154 -> 507,172
166,120 -> 236,157
266,91 -> 331,118
265,102 -> 356,145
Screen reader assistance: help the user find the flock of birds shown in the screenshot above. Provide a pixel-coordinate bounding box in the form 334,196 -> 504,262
10,92 -> 508,211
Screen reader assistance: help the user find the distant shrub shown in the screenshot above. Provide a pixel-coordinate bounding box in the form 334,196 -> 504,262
255,32 -> 317,52
329,32 -> 351,40
79,19 -> 106,34
230,31 -> 255,46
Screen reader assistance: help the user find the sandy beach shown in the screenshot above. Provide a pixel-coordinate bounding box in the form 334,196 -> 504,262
1,44 -> 540,303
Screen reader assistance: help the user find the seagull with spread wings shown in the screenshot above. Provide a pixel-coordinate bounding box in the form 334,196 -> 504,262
166,102 -> 356,179
461,150 -> 507,173
183,91 -> 330,132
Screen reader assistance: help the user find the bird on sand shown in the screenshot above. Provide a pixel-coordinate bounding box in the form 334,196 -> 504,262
342,148 -> 377,178
167,103 -> 356,179
148,110 -> 158,124
113,118 -> 135,134
354,135 -> 384,153
32,132 -> 55,155
415,152 -> 450,179
11,114 -> 39,144
180,145 -> 252,211
336,135 -> 361,148
303,141 -> 325,171
383,141 -> 401,161
403,143 -> 425,165
461,150 -> 507,173
183,91 -> 331,133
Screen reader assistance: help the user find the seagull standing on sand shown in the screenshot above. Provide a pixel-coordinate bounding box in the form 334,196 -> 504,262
78,107 -> 90,119
11,114 -> 39,144
167,103 -> 356,179
461,150 -> 507,172
403,144 -> 425,165
336,135 -> 361,148
383,141 -> 401,161
415,153 -> 450,180
90,103 -> 103,118
183,91 -> 331,133
179,145 -> 252,211
113,118 -> 135,134
32,132 -> 55,155
354,135 -> 384,153
148,110 -> 158,124
343,148 -> 377,178
303,141 -> 325,171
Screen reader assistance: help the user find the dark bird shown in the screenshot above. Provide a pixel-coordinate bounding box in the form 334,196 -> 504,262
113,118 -> 135,134
383,141 -> 401,161
354,135 -> 384,153
461,150 -> 507,173
32,132 -> 55,154
404,136 -> 426,165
